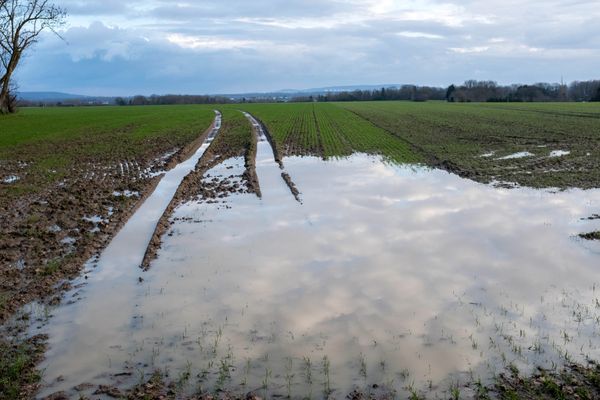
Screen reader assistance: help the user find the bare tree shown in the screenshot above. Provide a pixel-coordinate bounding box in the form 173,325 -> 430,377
0,0 -> 66,114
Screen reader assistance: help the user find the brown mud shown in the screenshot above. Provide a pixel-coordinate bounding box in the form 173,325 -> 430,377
0,329 -> 47,400
281,172 -> 301,202
0,118 -> 213,323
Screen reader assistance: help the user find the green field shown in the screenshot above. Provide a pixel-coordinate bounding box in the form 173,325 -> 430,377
0,105 -> 216,200
209,109 -> 255,160
237,102 -> 422,163
339,101 -> 600,189
222,101 -> 600,189
3,102 -> 599,194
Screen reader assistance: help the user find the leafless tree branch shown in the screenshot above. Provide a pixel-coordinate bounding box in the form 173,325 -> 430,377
0,0 -> 66,113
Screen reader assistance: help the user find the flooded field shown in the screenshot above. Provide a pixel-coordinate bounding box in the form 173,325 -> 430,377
30,153 -> 600,398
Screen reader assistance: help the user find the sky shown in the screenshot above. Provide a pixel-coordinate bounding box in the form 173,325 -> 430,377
13,0 -> 600,96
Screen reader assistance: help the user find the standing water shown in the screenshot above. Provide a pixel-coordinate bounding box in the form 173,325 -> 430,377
32,153 -> 600,399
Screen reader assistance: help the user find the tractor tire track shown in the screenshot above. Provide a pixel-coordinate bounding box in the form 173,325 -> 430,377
242,112 -> 302,203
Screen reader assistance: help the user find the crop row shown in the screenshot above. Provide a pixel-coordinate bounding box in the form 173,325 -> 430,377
237,103 -> 421,164
340,101 -> 600,189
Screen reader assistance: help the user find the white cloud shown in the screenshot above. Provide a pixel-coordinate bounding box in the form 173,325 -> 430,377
449,46 -> 490,54
14,0 -> 600,93
166,34 -> 259,50
398,31 -> 444,40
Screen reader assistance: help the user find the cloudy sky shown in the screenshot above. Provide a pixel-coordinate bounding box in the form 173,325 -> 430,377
14,0 -> 600,96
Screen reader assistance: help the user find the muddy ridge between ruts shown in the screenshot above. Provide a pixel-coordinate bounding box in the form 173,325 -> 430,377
141,112 -> 261,270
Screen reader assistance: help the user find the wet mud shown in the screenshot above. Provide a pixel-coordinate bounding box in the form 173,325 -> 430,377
281,172 -> 301,202
491,362 -> 600,399
0,119 -> 217,323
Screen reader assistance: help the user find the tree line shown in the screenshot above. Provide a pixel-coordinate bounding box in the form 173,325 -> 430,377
446,80 -> 600,102
297,80 -> 600,103
291,86 -> 446,102
114,94 -> 233,106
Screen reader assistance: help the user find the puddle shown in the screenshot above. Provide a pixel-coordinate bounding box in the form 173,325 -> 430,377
112,190 -> 140,198
48,225 -> 62,233
82,215 -> 106,224
60,237 -> 77,245
33,154 -> 600,399
549,150 -> 571,157
496,151 -> 534,160
3,174 -> 20,183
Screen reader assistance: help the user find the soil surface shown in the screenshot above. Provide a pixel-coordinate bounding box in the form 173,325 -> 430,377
281,172 -> 301,202
0,121 -> 215,323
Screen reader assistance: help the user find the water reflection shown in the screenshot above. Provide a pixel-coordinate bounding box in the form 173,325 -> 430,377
36,154 -> 600,399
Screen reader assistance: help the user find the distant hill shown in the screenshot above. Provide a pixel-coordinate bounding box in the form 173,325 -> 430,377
17,84 -> 408,103
283,84 -> 404,94
18,92 -> 91,101
18,92 -> 115,103
222,84 -> 407,100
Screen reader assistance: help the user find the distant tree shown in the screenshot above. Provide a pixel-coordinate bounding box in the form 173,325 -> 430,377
0,0 -> 66,114
130,95 -> 148,106
446,85 -> 456,102
114,97 -> 127,106
592,87 -> 600,102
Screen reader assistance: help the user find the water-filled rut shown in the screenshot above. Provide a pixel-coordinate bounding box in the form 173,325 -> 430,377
243,111 -> 301,202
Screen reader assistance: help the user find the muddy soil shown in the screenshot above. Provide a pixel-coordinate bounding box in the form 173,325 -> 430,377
281,172 -> 301,202
0,120 -> 216,323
